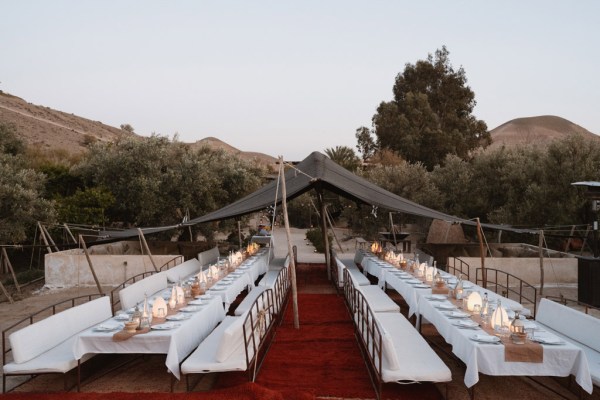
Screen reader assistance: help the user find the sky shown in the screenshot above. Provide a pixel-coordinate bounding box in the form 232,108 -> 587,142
2,1 -> 599,161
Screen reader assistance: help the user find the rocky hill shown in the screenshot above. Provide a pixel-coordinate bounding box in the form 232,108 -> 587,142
0,92 -> 276,165
488,115 -> 598,150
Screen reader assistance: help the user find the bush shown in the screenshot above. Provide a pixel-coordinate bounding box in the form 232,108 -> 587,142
306,228 -> 332,253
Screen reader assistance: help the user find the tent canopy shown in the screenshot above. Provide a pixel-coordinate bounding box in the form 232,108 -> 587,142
101,151 -> 533,239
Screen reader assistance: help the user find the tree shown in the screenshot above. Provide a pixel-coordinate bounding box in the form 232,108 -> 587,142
0,127 -> 55,243
372,46 -> 490,169
355,126 -> 378,162
120,123 -> 135,133
324,145 -> 361,171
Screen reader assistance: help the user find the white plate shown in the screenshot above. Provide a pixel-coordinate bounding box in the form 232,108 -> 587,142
188,299 -> 204,305
114,314 -> 130,321
406,279 -> 421,284
180,306 -> 202,312
427,295 -> 447,301
470,334 -> 500,343
435,303 -> 456,310
413,284 -> 430,289
533,337 -> 565,345
444,311 -> 470,319
151,322 -> 179,330
94,324 -> 122,332
166,313 -> 190,321
456,320 -> 479,328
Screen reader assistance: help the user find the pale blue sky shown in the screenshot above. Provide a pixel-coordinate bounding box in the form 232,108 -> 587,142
1,1 -> 599,160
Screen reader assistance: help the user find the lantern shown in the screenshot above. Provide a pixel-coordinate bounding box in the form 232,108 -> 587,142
168,286 -> 177,310
425,266 -> 435,282
152,296 -> 168,318
131,305 -> 142,329
139,295 -> 151,329
466,291 -> 482,312
176,286 -> 185,304
491,301 -> 510,334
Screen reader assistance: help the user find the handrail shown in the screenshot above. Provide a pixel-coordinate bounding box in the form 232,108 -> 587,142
448,258 -> 471,281
475,268 -> 538,318
158,256 -> 184,272
109,271 -> 157,314
242,288 -> 276,381
2,294 -> 105,371
544,295 -> 600,316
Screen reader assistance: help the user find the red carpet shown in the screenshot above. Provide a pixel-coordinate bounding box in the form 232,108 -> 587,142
217,264 -> 443,399
1,382 -> 301,400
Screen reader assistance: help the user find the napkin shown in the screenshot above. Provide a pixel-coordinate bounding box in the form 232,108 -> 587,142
471,334 -> 500,343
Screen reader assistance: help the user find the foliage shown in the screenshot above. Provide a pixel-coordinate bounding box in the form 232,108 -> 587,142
0,142 -> 56,243
120,123 -> 135,133
324,145 -> 361,172
56,187 -> 115,226
355,126 -> 378,162
370,47 -> 490,170
305,227 -> 332,253
0,122 -> 26,155
73,136 -> 266,238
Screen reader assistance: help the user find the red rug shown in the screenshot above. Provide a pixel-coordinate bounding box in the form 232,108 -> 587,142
216,290 -> 443,400
1,382 -> 303,400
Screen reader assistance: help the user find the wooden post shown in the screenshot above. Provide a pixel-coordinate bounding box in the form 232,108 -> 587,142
317,190 -> 331,280
325,206 -> 343,252
41,224 -> 60,252
279,157 -> 300,329
138,228 -> 159,272
389,212 -> 398,249
2,248 -> 21,294
476,218 -> 486,288
63,223 -> 78,244
0,279 -> 13,304
539,230 -> 545,297
238,220 -> 243,250
38,222 -> 53,254
564,225 -> 576,252
79,235 -> 104,295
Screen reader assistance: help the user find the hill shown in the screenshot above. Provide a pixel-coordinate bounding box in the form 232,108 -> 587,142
0,92 -> 276,165
488,115 -> 598,150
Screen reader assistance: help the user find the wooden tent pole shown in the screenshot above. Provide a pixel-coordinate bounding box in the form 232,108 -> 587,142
0,278 -> 13,304
2,248 -> 21,294
476,218 -> 486,289
317,189 -> 331,280
38,222 -> 53,254
279,157 -> 299,329
564,225 -> 576,252
63,223 -> 78,244
79,235 -> 104,295
238,220 -> 243,250
138,228 -> 159,272
539,230 -> 545,297
42,224 -> 60,252
325,206 -> 343,252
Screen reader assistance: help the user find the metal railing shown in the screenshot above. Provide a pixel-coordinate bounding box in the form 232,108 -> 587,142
447,258 -> 471,281
109,271 -> 157,314
158,256 -> 184,271
475,268 -> 538,318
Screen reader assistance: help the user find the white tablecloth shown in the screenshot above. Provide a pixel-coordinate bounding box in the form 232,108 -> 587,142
418,296 -> 593,392
73,296 -> 226,380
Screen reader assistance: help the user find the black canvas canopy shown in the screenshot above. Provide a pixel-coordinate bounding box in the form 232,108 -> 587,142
101,151 -> 533,239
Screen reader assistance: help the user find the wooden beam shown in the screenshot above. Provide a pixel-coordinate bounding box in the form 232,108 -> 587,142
0,279 -> 13,304
38,222 -> 53,254
2,248 -> 20,294
539,230 -> 545,297
325,206 -> 343,252
316,189 -> 331,280
279,157 -> 299,329
79,235 -> 104,295
138,228 -> 159,272
41,224 -> 60,252
63,223 -> 78,244
476,218 -> 486,289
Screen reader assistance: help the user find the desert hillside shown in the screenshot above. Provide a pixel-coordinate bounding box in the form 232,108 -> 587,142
0,92 -> 277,165
488,115 -> 598,150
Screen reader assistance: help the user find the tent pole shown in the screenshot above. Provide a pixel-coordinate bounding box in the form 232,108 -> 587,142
63,223 -> 78,244
138,228 -> 159,272
42,224 -> 60,252
316,189 -> 331,280
325,206 -> 343,252
476,218 -> 486,289
279,157 -> 299,329
2,248 -> 21,294
79,235 -> 104,295
38,222 -> 53,254
539,230 -> 545,297
238,220 -> 243,250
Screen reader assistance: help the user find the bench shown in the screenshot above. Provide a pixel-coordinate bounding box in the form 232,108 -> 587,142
535,298 -> 600,390
236,261 -> 290,320
180,289 -> 277,390
198,246 -> 220,267
2,295 -> 112,393
334,257 -> 370,289
164,258 -> 202,284
351,287 -> 451,399
343,268 -> 399,314
118,271 -> 168,311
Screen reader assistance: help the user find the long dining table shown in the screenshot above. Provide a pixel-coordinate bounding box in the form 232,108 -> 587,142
357,251 -> 594,394
73,248 -> 273,380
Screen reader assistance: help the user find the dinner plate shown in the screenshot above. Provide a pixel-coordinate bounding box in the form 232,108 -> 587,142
166,313 -> 190,321
94,323 -> 122,332
151,322 -> 180,330
406,279 -> 421,284
188,299 -> 204,305
470,334 -> 501,343
180,306 -> 202,313
114,313 -> 130,321
455,320 -> 479,328
532,337 -> 565,345
444,311 -> 470,319
435,303 -> 456,310
427,295 -> 447,301
413,284 -> 430,289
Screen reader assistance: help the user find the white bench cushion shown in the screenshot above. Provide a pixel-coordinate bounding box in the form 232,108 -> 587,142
166,259 -> 201,283
377,313 -> 451,383
198,246 -> 220,267
336,258 -> 370,287
258,270 -> 279,288
9,296 -> 112,364
536,298 -> 600,353
119,272 -> 168,311
234,287 -> 268,317
357,285 -> 400,313
215,316 -> 245,362
181,317 -> 248,373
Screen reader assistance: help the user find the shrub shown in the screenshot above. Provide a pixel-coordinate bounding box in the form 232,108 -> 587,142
306,228 -> 332,253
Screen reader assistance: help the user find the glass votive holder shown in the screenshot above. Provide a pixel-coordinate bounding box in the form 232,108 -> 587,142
472,304 -> 481,315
